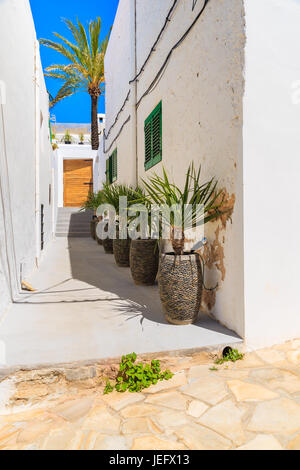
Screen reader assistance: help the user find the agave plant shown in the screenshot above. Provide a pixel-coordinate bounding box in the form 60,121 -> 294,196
142,164 -> 224,255
40,18 -> 110,150
80,191 -> 105,215
61,130 -> 73,144
101,184 -> 144,215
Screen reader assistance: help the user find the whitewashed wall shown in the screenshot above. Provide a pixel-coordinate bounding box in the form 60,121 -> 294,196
0,0 -> 54,316
39,55 -> 55,249
103,0 -> 300,347
243,0 -> 300,348
103,0 -> 137,187
103,0 -> 246,338
105,0 -> 132,133
97,135 -> 107,190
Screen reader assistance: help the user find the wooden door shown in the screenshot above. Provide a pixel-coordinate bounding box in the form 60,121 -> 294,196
63,159 -> 93,207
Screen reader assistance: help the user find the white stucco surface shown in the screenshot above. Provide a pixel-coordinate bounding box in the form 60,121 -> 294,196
56,145 -> 98,207
243,0 -> 300,348
102,0 -> 246,338
104,0 -> 132,133
0,0 -> 54,316
87,0 -> 300,349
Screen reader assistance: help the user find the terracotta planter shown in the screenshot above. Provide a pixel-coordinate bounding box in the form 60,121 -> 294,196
113,236 -> 131,267
130,239 -> 159,285
102,237 -> 114,254
158,252 -> 203,325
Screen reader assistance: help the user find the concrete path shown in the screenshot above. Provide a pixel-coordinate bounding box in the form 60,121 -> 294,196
0,340 -> 299,450
0,237 -> 241,368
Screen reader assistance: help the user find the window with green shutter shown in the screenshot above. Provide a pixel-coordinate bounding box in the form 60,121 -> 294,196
144,101 -> 162,171
105,149 -> 118,184
111,149 -> 117,182
105,158 -> 110,184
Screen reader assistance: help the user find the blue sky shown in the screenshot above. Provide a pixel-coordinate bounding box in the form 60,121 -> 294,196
29,0 -> 119,123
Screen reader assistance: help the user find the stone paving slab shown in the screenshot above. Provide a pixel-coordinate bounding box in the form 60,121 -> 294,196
0,339 -> 299,450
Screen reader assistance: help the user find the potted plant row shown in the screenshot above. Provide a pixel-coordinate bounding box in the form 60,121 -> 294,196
80,191 -> 104,241
82,163 -> 224,326
62,130 -> 73,145
100,184 -> 138,266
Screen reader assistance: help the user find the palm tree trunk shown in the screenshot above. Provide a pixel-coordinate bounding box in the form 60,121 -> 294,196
91,95 -> 99,150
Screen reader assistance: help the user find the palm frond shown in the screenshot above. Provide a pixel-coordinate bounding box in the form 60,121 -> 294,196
40,17 -> 110,102
49,81 -> 80,108
39,38 -> 78,64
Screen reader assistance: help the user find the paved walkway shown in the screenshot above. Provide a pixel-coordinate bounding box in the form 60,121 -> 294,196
0,237 -> 240,368
0,339 -> 299,450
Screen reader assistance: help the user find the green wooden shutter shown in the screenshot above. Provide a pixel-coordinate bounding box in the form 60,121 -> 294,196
107,149 -> 117,185
112,149 -> 117,182
144,120 -> 152,168
144,101 -> 162,170
152,106 -> 162,164
105,158 -> 110,184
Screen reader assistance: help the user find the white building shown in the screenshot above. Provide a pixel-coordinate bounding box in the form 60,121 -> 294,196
0,0 -> 55,316
98,113 -> 106,136
99,0 -> 300,349
52,123 -> 91,146
50,116 -> 106,206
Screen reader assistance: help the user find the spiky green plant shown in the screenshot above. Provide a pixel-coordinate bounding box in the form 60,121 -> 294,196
101,184 -> 144,215
142,163 -> 224,255
80,191 -> 105,215
40,18 -> 110,150
61,130 -> 73,143
101,184 -> 147,238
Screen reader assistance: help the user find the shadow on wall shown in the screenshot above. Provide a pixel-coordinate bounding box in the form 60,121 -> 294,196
66,212 -> 240,337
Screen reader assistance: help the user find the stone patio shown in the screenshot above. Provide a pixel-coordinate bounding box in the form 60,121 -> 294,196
0,339 -> 299,450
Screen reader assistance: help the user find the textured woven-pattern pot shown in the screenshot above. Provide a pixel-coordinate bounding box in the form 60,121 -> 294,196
96,235 -> 103,246
113,237 -> 131,267
130,239 -> 159,285
90,220 -> 97,240
159,253 -> 203,325
102,237 -> 114,254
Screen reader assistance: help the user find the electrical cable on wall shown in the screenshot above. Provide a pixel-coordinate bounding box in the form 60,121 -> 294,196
103,116 -> 131,154
192,0 -> 199,11
104,90 -> 131,141
129,0 -> 180,84
104,0 -> 180,149
137,0 -> 210,107
103,0 -> 210,153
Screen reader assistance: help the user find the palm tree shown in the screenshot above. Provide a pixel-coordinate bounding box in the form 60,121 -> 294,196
40,18 -> 110,150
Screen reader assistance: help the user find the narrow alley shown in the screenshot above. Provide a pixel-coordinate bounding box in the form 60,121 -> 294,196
0,210 -> 240,369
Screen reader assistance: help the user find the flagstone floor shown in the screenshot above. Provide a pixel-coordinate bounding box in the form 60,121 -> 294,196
0,339 -> 299,450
